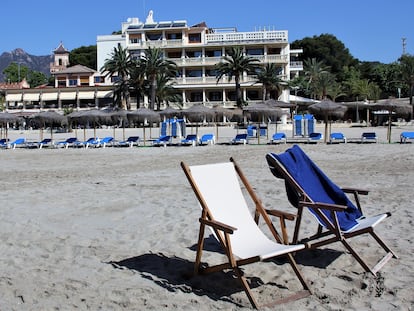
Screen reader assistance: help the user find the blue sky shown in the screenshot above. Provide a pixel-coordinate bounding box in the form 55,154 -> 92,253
1,0 -> 412,63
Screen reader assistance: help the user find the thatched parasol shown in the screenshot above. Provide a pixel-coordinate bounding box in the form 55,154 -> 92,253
0,112 -> 21,139
368,100 -> 411,143
182,105 -> 215,137
29,111 -> 67,141
68,109 -> 112,140
309,99 -> 347,143
127,108 -> 161,145
159,106 -> 182,120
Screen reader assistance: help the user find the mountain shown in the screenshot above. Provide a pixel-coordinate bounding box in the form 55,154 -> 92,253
0,48 -> 53,82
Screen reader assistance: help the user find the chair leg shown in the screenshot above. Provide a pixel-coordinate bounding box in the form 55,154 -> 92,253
233,267 -> 259,309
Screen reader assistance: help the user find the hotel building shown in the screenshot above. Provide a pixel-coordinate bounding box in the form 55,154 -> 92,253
2,10 -> 302,112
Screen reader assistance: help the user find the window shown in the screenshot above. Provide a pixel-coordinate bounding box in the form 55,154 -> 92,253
167,51 -> 181,58
167,33 -> 182,40
186,50 -> 202,58
146,33 -> 162,40
69,79 -> 77,86
190,92 -> 203,102
208,91 -> 222,101
189,33 -> 201,43
205,69 -> 217,77
246,48 -> 264,55
111,76 -> 120,83
94,76 -> 104,84
186,69 -> 202,77
247,90 -> 260,100
205,49 -> 222,57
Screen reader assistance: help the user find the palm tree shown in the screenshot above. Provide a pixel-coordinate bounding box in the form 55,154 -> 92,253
139,47 -> 178,110
155,73 -> 182,106
100,44 -> 134,110
304,58 -> 330,98
256,63 -> 285,100
215,46 -> 260,108
129,62 -> 148,109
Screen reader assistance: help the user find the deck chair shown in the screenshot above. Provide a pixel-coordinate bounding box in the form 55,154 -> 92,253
329,132 -> 346,144
230,133 -> 248,145
152,135 -> 172,147
199,133 -> 215,145
265,145 -> 397,275
270,132 -> 287,144
307,132 -> 322,143
116,136 -> 140,148
180,134 -> 198,146
181,159 -> 310,309
361,132 -> 377,143
400,131 -> 414,143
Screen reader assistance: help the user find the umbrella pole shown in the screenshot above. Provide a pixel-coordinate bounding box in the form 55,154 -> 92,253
388,113 -> 392,143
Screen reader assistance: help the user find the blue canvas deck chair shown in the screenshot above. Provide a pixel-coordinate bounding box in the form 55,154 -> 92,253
266,145 -> 397,275
361,132 -> 377,143
329,132 -> 346,144
400,131 -> 414,143
230,133 -> 248,145
270,132 -> 287,144
116,136 -> 139,148
88,136 -> 114,148
199,133 -> 215,145
181,158 -> 311,309
180,134 -> 198,146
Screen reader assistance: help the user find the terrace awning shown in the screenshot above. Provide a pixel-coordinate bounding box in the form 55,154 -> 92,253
59,92 -> 77,100
41,92 -> 58,101
77,91 -> 95,100
23,93 -> 40,101
6,93 -> 22,102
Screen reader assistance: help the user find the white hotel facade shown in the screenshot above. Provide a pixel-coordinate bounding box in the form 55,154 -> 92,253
96,10 -> 303,109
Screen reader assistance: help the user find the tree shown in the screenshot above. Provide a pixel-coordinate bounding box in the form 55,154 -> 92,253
215,46 -> 260,108
155,73 -> 182,106
3,62 -> 29,83
70,45 -> 97,70
303,58 -> 330,98
3,62 -> 48,87
399,54 -> 414,118
129,62 -> 148,109
138,47 -> 178,110
101,44 -> 134,110
256,63 -> 285,100
292,34 -> 358,77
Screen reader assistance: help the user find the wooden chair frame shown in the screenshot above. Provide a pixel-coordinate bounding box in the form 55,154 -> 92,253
266,152 -> 398,276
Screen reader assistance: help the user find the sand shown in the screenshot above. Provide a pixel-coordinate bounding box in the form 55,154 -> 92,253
0,123 -> 413,310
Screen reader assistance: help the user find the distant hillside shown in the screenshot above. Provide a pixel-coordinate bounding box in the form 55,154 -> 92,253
0,48 -> 52,82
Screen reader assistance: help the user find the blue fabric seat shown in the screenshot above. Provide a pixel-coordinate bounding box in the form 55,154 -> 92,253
231,133 -> 248,145
199,134 -> 215,145
181,134 -> 198,146
400,131 -> 414,143
265,145 -> 397,275
270,132 -> 286,144
329,132 -> 346,143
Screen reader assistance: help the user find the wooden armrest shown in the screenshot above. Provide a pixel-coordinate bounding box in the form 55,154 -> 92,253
342,187 -> 369,195
265,209 -> 296,221
299,201 -> 347,212
199,218 -> 236,234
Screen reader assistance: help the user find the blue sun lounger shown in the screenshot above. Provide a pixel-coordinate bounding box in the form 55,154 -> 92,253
116,136 -> 140,147
400,131 -> 414,143
199,134 -> 215,145
270,132 -> 287,144
181,134 -> 198,146
329,132 -> 346,144
230,133 -> 248,145
152,135 -> 172,147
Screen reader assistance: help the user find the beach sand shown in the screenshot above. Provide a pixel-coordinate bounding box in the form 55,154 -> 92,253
1,124 -> 413,310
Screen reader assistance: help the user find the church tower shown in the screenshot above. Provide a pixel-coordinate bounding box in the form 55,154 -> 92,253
50,42 -> 70,74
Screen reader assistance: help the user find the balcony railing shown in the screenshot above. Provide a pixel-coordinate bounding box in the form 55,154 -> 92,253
206,30 -> 288,43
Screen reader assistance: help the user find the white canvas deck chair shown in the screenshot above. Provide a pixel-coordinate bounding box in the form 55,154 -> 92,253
266,145 -> 398,276
181,158 -> 311,309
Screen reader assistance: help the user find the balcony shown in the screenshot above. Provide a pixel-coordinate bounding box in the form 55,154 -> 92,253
290,61 -> 303,70
206,30 -> 288,44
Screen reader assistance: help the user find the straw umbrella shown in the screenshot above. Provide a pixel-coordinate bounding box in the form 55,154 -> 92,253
309,99 -> 347,143
181,105 -> 215,137
68,109 -> 112,140
106,108 -> 129,141
369,99 -> 411,143
243,102 -> 287,143
127,107 -> 160,145
0,112 -> 20,139
29,111 -> 67,142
